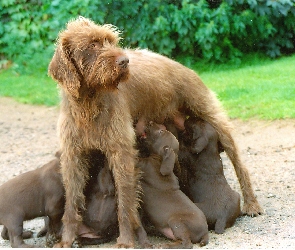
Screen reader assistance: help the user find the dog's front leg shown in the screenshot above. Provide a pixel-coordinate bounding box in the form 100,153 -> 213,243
54,151 -> 89,248
107,148 -> 142,248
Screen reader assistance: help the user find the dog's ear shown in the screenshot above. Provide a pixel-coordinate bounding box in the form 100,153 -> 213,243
159,146 -> 176,176
191,135 -> 208,154
48,41 -> 81,98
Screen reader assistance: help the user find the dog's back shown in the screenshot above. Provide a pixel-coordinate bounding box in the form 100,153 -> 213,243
179,117 -> 241,234
0,157 -> 63,224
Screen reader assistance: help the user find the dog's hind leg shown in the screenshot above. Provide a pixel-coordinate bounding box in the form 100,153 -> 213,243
214,217 -> 226,234
7,220 -> 34,248
160,219 -> 193,249
1,226 -> 9,240
1,226 -> 32,240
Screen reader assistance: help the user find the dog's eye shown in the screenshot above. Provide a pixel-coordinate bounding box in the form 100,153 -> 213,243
159,129 -> 164,134
89,42 -> 99,49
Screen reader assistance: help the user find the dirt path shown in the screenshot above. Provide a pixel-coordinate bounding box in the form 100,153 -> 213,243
0,97 -> 294,248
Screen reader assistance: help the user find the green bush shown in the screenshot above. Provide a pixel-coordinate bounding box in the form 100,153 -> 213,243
0,0 -> 294,67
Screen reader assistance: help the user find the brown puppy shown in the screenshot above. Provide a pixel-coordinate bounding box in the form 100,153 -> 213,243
38,163 -> 118,247
0,152 -> 64,248
0,151 -> 118,247
138,122 -> 209,248
48,16 -> 261,247
80,163 -> 118,245
178,117 -> 241,234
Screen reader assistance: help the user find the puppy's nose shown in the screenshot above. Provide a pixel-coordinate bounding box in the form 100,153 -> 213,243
116,56 -> 129,68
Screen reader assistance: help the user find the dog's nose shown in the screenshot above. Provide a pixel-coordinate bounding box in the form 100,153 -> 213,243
116,56 -> 129,68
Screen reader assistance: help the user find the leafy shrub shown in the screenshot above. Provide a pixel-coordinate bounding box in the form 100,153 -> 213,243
0,0 -> 294,68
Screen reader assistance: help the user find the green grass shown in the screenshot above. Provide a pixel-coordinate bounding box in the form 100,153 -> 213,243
0,68 -> 59,106
193,54 -> 295,120
0,53 -> 295,119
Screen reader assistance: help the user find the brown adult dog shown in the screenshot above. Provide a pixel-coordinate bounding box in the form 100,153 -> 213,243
0,152 -> 64,248
139,122 -> 209,248
178,117 -> 241,234
48,17 -> 262,247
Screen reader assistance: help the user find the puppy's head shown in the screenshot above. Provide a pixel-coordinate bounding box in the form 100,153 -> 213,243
145,121 -> 179,155
48,17 -> 129,98
183,117 -> 219,154
145,122 -> 179,176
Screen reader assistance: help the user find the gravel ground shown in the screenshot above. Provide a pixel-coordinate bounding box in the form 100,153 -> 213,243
0,96 -> 294,248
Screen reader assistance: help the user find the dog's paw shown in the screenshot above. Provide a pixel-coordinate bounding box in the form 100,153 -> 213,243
114,236 -> 135,248
71,240 -> 82,248
113,243 -> 135,248
53,241 -> 72,248
46,234 -> 61,248
242,202 -> 264,217
140,241 -> 154,249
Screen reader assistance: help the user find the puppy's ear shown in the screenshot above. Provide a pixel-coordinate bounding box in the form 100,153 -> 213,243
160,146 -> 176,176
55,150 -> 62,159
191,135 -> 208,154
98,166 -> 115,195
48,40 -> 81,98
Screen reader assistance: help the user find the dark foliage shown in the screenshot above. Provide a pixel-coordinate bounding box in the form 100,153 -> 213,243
0,0 -> 294,66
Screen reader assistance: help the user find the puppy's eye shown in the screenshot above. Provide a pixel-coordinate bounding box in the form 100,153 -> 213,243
159,129 -> 164,134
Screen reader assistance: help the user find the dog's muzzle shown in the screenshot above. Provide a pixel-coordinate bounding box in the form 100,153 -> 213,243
116,56 -> 129,69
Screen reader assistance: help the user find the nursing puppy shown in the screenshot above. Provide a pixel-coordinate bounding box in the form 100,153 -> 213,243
179,117 -> 241,234
138,122 -> 209,248
38,162 -> 118,247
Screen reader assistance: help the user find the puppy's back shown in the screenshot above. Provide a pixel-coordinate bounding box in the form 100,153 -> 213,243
0,157 -> 62,224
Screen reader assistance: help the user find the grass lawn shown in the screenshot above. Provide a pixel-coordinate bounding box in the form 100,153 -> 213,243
0,53 -> 294,120
0,68 -> 59,106
193,54 -> 295,120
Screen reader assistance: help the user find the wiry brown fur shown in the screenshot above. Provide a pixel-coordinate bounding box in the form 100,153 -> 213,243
49,17 -> 149,248
48,17 -> 262,247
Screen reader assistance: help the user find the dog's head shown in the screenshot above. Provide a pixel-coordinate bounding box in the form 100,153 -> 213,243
48,17 -> 129,98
